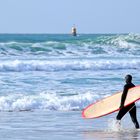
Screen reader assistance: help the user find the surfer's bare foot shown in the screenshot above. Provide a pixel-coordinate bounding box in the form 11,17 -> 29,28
116,120 -> 121,130
116,120 -> 121,124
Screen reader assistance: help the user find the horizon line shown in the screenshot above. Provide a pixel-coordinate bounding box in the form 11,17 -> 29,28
0,32 -> 134,35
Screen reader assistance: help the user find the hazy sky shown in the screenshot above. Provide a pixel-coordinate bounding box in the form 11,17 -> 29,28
0,0 -> 140,33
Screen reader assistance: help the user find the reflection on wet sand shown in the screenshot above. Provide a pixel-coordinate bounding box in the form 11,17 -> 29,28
82,130 -> 140,140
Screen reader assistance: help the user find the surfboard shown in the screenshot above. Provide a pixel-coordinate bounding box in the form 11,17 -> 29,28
82,86 -> 140,119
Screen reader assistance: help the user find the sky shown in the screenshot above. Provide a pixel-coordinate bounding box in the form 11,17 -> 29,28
0,0 -> 140,34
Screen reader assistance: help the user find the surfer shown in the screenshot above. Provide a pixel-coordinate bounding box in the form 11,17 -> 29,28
116,74 -> 139,129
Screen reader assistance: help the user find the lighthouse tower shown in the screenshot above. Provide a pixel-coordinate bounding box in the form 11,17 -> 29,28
71,26 -> 77,36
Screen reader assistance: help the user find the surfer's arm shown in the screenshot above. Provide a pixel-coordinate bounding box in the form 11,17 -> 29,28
120,85 -> 128,108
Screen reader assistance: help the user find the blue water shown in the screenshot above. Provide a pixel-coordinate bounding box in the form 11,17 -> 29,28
0,33 -> 140,139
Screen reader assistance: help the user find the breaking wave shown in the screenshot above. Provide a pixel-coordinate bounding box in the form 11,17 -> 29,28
0,92 -> 99,111
0,59 -> 140,72
0,34 -> 140,57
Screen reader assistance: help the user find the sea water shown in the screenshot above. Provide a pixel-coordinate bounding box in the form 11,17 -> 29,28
0,34 -> 140,139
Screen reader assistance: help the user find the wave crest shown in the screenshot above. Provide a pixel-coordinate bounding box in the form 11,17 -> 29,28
0,92 -> 98,111
0,59 -> 139,72
0,34 -> 140,57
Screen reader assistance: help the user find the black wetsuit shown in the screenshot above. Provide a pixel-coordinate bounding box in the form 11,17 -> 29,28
116,83 -> 139,129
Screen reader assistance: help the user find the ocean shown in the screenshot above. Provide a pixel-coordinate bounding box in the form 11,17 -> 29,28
0,33 -> 140,139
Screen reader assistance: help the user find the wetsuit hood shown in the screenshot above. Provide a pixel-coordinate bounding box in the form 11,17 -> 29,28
125,74 -> 132,83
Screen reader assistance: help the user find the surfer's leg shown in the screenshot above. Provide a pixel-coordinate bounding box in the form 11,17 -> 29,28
129,106 -> 139,129
116,106 -> 129,120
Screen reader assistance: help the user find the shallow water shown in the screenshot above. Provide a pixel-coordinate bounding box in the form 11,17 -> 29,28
0,110 -> 140,140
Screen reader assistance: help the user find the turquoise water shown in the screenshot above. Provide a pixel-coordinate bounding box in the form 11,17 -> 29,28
0,34 -> 140,139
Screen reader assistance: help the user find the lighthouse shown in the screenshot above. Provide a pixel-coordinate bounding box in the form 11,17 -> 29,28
71,26 -> 77,36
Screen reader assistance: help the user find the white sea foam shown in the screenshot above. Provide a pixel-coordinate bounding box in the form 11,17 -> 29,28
0,59 -> 139,72
0,92 -> 98,111
0,91 -> 139,112
107,119 -> 123,132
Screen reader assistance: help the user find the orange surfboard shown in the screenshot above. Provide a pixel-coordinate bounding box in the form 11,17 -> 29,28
82,86 -> 140,119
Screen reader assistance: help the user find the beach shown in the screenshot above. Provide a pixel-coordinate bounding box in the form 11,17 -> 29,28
0,34 -> 139,139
